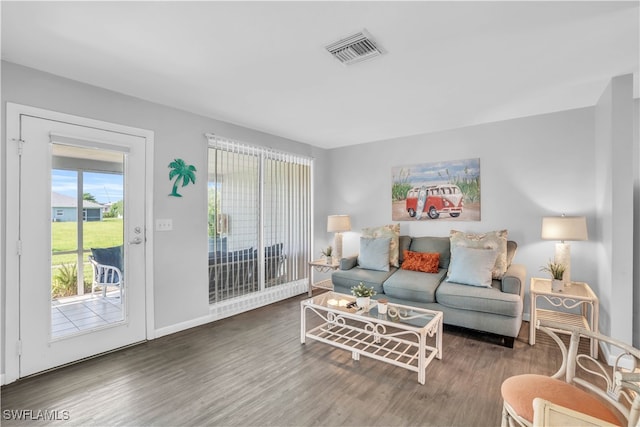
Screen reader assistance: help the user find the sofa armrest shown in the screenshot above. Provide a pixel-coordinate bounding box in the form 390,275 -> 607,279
501,264 -> 526,297
340,255 -> 358,270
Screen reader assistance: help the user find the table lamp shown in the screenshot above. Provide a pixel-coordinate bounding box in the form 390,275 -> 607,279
327,215 -> 351,262
541,215 -> 588,285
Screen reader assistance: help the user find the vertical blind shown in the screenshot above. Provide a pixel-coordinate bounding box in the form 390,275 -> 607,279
206,134 -> 312,304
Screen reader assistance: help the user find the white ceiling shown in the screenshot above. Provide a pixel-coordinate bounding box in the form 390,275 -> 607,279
2,1 -> 638,149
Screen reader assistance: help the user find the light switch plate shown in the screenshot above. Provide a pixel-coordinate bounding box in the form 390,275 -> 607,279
156,218 -> 173,231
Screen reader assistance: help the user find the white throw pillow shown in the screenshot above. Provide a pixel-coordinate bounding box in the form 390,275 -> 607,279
447,246 -> 498,287
358,237 -> 391,272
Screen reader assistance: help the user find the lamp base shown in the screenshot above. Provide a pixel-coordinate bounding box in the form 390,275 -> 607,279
334,232 -> 344,262
554,242 -> 571,286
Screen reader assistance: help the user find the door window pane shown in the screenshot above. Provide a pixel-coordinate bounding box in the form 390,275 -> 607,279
51,144 -> 125,339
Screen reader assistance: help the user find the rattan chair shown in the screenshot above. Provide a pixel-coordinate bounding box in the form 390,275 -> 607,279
501,320 -> 640,427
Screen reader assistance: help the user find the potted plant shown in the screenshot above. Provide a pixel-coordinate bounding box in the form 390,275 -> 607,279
351,282 -> 377,308
321,246 -> 333,264
540,260 -> 566,292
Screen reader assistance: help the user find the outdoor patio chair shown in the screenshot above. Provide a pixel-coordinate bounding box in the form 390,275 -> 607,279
89,245 -> 124,299
501,320 -> 640,427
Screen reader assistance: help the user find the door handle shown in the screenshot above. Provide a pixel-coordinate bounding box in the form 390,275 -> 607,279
129,237 -> 143,245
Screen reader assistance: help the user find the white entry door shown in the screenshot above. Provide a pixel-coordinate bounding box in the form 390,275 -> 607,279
7,109 -> 149,378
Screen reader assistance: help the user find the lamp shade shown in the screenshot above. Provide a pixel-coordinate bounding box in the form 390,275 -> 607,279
327,215 -> 351,233
541,216 -> 588,241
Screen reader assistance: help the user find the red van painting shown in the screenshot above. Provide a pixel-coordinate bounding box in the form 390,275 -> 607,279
406,185 -> 463,219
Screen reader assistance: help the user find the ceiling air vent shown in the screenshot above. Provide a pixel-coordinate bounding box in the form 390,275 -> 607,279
325,30 -> 383,65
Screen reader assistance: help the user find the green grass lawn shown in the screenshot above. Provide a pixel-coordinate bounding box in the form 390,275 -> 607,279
52,218 -> 124,253
51,219 -> 123,298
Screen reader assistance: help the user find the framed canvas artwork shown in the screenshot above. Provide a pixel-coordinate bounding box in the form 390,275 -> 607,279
392,158 -> 480,221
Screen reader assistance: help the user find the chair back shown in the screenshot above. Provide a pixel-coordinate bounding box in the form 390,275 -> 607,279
538,321 -> 640,427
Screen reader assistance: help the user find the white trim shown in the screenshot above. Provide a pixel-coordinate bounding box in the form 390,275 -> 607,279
145,129 -> 156,340
5,103 -> 22,385
154,315 -> 212,339
50,133 -> 131,153
3,103 -> 155,384
155,281 -> 308,338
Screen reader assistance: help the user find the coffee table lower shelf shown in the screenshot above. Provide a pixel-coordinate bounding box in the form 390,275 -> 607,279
300,297 -> 442,385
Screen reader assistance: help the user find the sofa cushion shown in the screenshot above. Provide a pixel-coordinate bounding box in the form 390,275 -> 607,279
362,224 -> 400,267
358,237 -> 391,271
447,246 -> 498,287
264,243 -> 283,257
383,268 -> 447,303
91,245 -> 123,272
450,229 -> 508,279
506,240 -> 517,267
401,250 -> 439,273
332,266 -> 397,295
436,280 -> 523,317
228,248 -> 254,262
408,236 -> 451,269
398,235 -> 412,264
339,255 -> 358,270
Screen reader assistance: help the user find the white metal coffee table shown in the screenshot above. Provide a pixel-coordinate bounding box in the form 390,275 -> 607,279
300,291 -> 443,384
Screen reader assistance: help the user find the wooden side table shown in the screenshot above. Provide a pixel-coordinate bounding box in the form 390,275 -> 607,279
308,259 -> 340,296
529,278 -> 599,358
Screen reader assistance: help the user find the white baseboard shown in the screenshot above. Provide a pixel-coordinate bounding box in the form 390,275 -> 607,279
209,280 -> 307,321
154,280 -> 307,339
154,313 -> 213,339
599,340 -> 636,370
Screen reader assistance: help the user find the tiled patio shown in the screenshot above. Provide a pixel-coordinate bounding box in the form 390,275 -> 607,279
51,292 -> 123,339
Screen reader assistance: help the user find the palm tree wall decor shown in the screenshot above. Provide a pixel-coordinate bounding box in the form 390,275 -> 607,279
168,158 -> 196,197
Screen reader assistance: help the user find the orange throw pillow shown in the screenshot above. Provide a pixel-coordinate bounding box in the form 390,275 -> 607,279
401,250 -> 440,273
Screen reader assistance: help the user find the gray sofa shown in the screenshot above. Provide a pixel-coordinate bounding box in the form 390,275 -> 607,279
331,235 -> 526,347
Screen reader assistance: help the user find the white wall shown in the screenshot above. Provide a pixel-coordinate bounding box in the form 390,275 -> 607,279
595,74 -> 635,343
328,107 -> 601,320
1,62 -> 329,377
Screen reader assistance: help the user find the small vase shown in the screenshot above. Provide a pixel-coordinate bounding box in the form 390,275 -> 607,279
325,256 -> 333,265
356,296 -> 370,308
377,298 -> 388,315
552,279 -> 564,292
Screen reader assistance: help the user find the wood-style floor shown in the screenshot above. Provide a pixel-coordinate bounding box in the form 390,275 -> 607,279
2,291 -> 566,426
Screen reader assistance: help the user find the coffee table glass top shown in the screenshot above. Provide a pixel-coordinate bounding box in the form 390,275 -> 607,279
310,291 -> 437,329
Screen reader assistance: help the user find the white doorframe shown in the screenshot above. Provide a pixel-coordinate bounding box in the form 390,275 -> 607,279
3,103 -> 155,385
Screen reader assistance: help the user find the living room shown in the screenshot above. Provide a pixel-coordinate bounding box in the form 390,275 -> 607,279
1,1 -> 639,425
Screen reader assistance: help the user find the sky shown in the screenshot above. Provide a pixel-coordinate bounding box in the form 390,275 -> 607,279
52,170 -> 123,204
392,158 -> 480,187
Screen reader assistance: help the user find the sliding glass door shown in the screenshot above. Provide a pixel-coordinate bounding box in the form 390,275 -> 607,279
207,137 -> 311,304
208,146 -> 259,302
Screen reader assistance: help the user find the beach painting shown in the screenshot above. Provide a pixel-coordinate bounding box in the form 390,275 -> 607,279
391,158 -> 480,221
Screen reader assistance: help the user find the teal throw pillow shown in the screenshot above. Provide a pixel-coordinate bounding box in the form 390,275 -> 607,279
358,237 -> 391,272
447,246 -> 498,287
